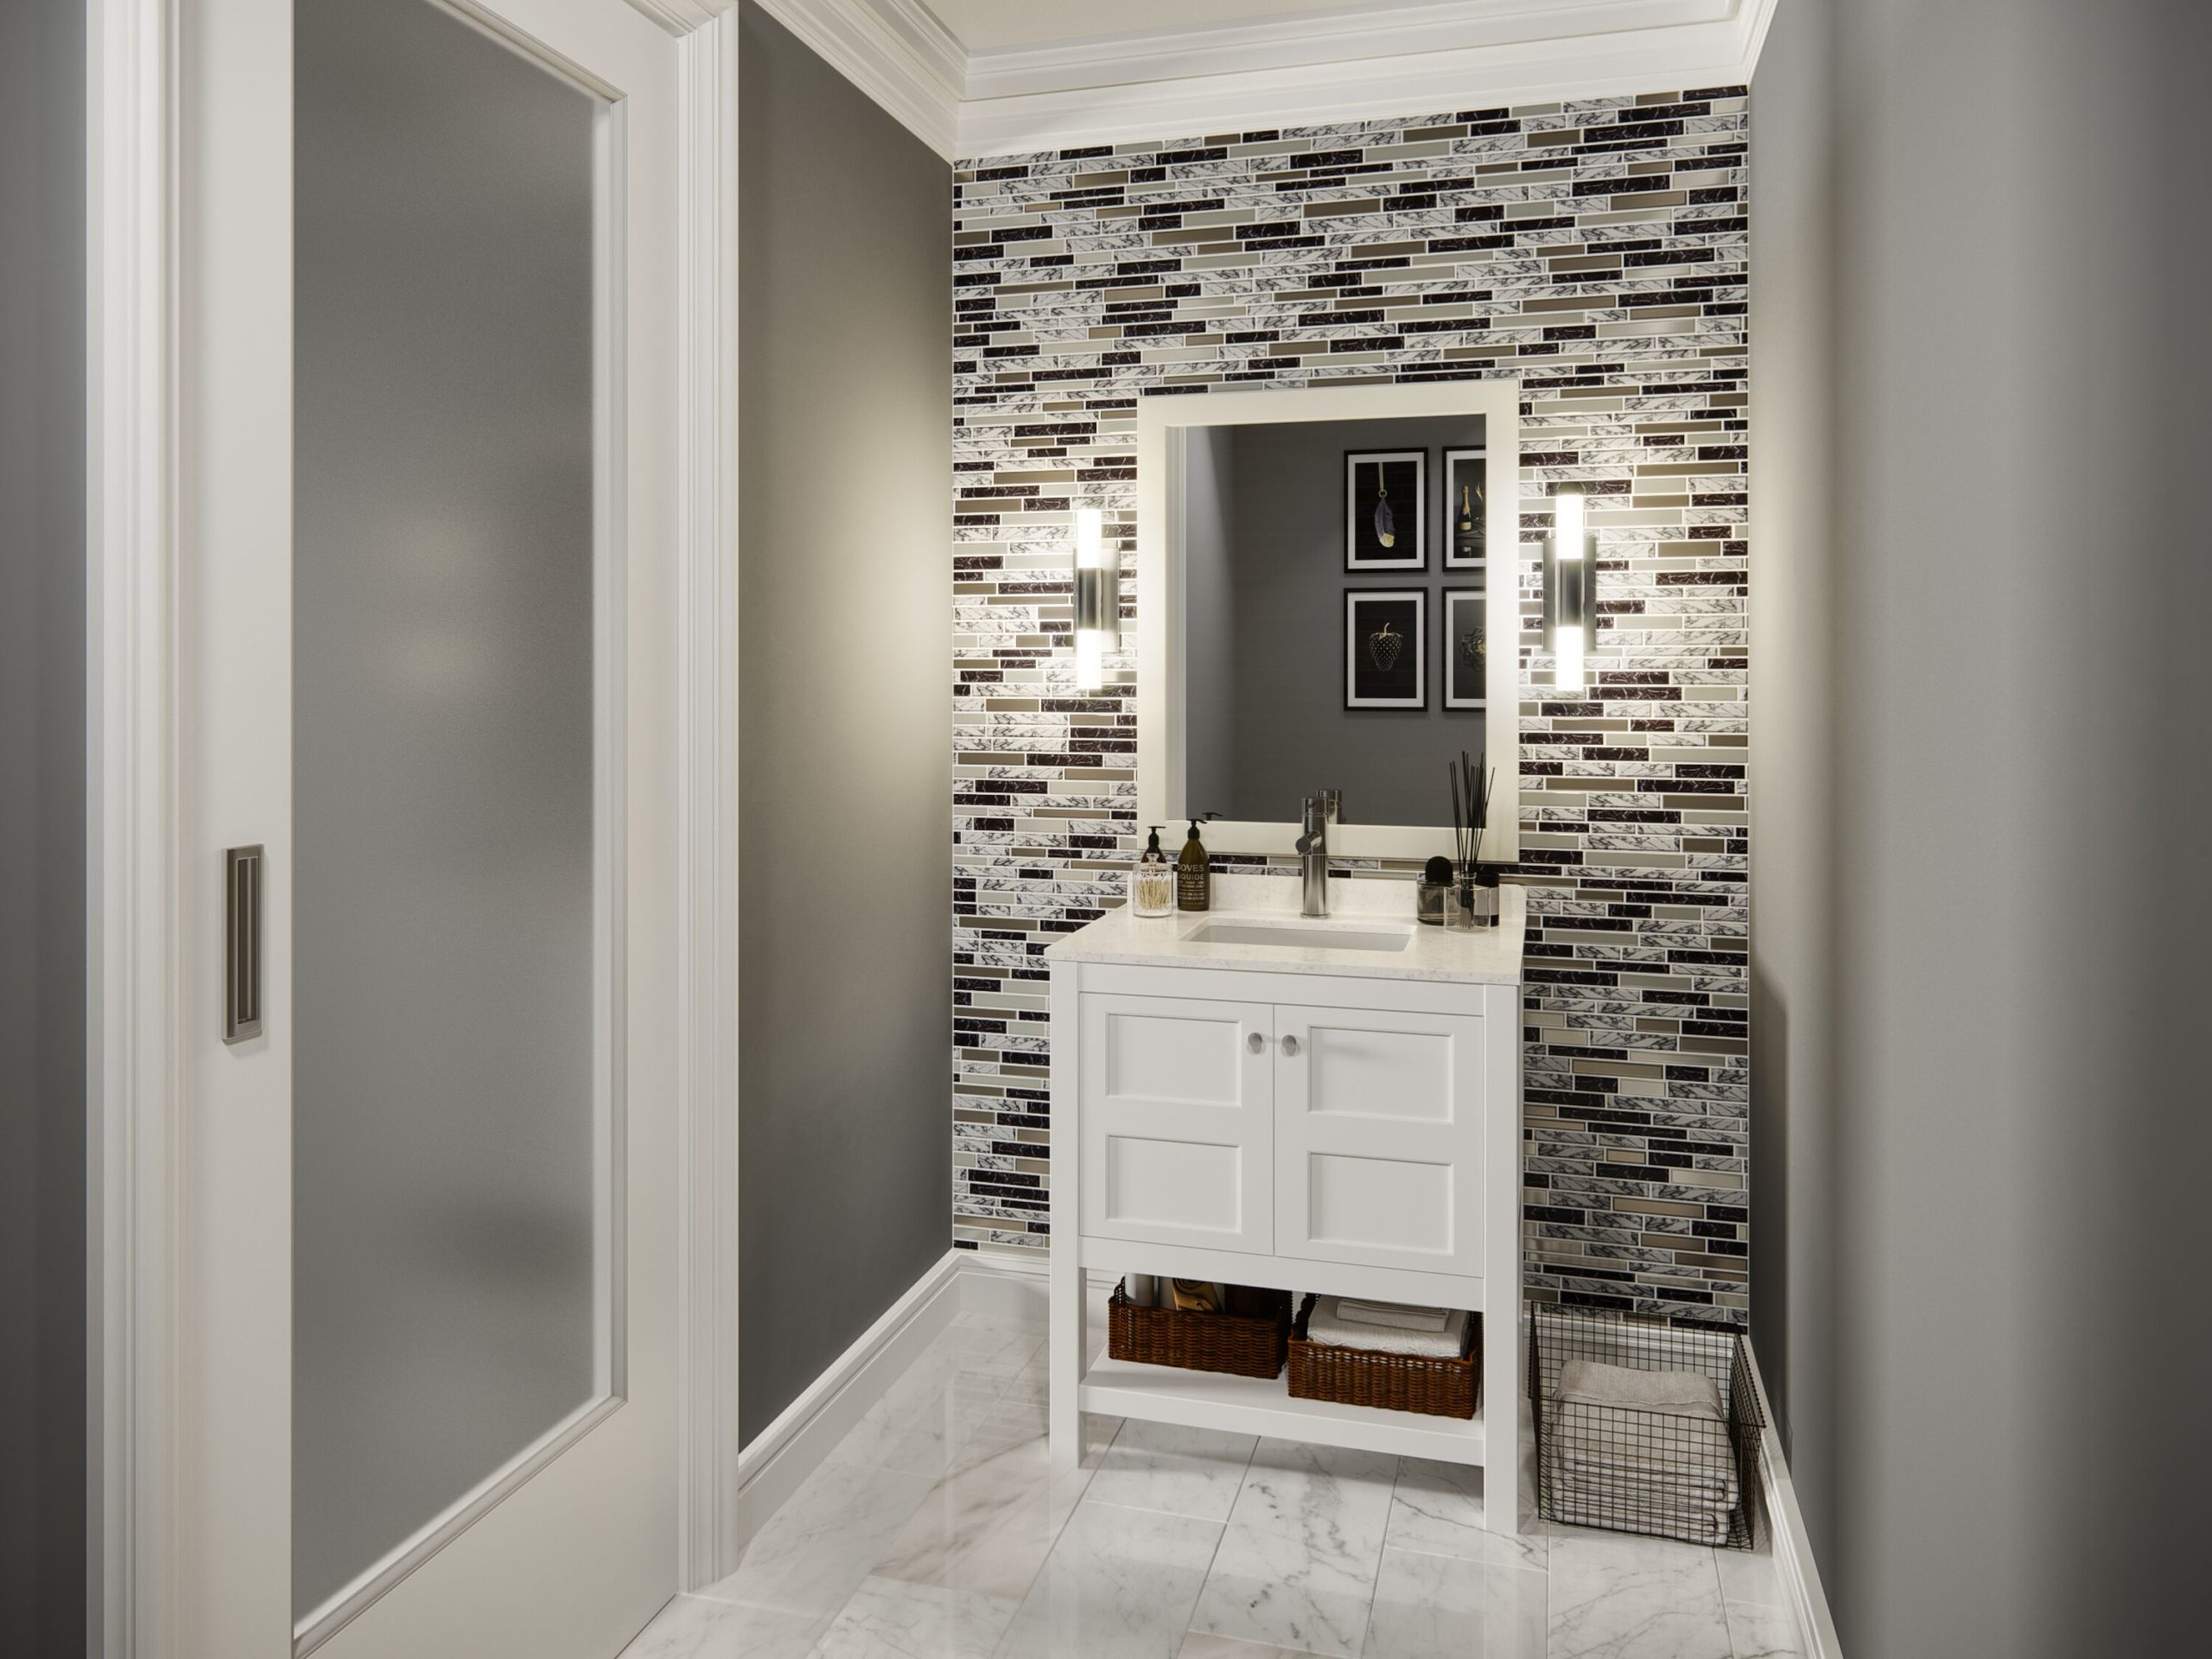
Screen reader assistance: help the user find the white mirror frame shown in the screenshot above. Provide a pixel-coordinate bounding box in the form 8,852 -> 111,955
1136,378 -> 1522,863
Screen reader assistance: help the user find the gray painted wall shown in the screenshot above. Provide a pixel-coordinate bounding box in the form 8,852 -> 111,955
738,2 -> 953,1441
1178,427 -> 1237,828
1753,0 -> 2204,1647
0,0 -> 87,1651
1181,415 -> 1486,826
1745,0 -> 1836,1573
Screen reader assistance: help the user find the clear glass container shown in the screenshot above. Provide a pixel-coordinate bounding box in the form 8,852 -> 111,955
1447,879 -> 1499,930
1132,860 -> 1177,918
1417,880 -> 1449,925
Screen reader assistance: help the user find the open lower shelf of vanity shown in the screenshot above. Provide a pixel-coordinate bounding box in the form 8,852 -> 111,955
1078,1344 -> 1487,1465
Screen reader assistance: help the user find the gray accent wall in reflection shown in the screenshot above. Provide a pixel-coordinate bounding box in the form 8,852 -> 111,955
293,0 -> 601,1617
1180,415 -> 1487,827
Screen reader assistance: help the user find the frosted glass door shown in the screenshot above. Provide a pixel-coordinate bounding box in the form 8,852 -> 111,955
292,0 -> 616,1624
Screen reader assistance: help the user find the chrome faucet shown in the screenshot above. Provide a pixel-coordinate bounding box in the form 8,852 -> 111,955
1296,790 -> 1340,918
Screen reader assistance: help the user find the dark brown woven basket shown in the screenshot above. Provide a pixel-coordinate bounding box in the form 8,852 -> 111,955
1288,1294 -> 1480,1419
1107,1281 -> 1292,1378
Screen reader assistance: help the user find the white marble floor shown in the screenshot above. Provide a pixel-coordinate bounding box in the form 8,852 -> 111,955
620,1310 -> 1803,1659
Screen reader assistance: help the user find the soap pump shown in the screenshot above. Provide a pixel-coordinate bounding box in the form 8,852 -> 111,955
1132,825 -> 1176,918
1177,817 -> 1214,912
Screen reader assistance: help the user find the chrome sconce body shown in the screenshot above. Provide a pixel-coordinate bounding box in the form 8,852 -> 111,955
1072,506 -> 1120,691
1542,484 -> 1592,695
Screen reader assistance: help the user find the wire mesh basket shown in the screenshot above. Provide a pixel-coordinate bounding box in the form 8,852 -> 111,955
1529,1305 -> 1762,1550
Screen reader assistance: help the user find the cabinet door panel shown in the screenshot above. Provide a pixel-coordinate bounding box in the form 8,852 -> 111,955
1275,1006 -> 1485,1276
1078,994 -> 1274,1254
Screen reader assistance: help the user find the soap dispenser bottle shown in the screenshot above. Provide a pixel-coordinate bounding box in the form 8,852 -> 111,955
1177,819 -> 1212,912
1132,826 -> 1176,918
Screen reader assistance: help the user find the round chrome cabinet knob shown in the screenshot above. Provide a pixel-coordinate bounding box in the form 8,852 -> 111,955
1281,1034 -> 1301,1057
1247,1031 -> 1266,1053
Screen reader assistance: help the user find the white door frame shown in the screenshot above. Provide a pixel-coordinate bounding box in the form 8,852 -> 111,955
86,4 -> 745,1653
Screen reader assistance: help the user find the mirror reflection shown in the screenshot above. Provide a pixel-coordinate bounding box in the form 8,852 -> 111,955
1177,413 -> 1494,827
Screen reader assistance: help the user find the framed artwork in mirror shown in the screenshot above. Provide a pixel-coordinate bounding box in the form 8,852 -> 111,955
1442,587 -> 1487,710
1344,588 -> 1427,709
1444,448 -> 1486,569
1344,449 -> 1426,570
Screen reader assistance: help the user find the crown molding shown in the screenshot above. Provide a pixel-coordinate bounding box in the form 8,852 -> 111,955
759,0 -> 1777,162
753,0 -> 963,156
626,0 -> 736,35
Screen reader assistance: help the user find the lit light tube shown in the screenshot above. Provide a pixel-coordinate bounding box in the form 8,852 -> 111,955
1071,506 -> 1117,691
1546,486 -> 1591,696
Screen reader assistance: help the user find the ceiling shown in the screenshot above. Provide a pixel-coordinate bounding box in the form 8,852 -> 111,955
750,0 -> 1780,158
920,0 -> 1402,54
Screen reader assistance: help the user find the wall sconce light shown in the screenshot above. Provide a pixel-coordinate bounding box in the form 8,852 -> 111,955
1072,506 -> 1118,691
1543,485 -> 1591,696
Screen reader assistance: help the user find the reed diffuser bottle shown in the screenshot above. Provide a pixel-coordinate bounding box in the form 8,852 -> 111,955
1448,750 -> 1498,929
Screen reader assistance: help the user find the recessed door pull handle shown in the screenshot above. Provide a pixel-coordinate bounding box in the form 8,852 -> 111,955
224,845 -> 264,1044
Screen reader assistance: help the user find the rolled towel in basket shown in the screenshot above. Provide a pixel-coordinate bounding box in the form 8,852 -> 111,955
1306,1295 -> 1470,1357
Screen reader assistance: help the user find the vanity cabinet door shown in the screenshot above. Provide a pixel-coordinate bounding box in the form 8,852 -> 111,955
1077,994 -> 1275,1255
1272,1005 -> 1487,1278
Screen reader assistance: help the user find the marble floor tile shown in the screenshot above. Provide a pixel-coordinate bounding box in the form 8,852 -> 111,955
615,1592 -> 828,1659
1384,1457 -> 1548,1571
1085,1418 -> 1257,1522
1185,1519 -> 1379,1659
1548,1530 -> 1732,1659
1722,1600 -> 1802,1659
1713,1546 -> 1789,1610
943,1312 -> 1049,1378
961,1388 -> 1052,1458
830,1374 -> 1010,1480
1363,1545 -> 1547,1659
1226,1440 -> 1396,1576
994,1500 -> 1224,1659
815,1576 -> 1023,1659
1176,1634 -> 1332,1659
699,1459 -> 937,1618
875,1436 -> 1096,1603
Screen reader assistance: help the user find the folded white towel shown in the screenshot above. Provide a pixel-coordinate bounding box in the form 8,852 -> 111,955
1306,1296 -> 1471,1357
1557,1359 -> 1726,1421
1547,1440 -> 1737,1546
1336,1298 -> 1450,1333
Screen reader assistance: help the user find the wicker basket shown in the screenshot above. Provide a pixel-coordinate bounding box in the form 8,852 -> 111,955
1287,1295 -> 1480,1419
1107,1281 -> 1292,1378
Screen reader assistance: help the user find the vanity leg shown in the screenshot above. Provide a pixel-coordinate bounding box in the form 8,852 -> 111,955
1048,963 -> 1084,1468
1048,1240 -> 1084,1468
1485,1301 -> 1522,1534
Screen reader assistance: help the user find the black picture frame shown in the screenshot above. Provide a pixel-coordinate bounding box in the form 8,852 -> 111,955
1442,586 -> 1487,710
1344,449 -> 1427,571
1344,588 -> 1427,709
1443,447 -> 1487,570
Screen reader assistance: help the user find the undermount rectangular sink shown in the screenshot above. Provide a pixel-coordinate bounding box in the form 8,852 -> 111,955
1182,918 -> 1413,954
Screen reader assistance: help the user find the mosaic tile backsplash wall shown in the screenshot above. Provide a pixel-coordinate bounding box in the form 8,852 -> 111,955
949,88 -> 1751,1324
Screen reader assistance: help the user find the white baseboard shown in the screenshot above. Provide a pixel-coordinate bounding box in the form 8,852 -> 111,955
721,1249 -> 966,1576
953,1247 -> 1120,1322
1743,1339 -> 1844,1659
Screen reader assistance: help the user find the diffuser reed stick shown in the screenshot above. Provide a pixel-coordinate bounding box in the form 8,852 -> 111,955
1448,749 -> 1496,927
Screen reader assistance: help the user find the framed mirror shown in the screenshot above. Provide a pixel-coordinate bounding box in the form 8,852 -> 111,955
1136,379 -> 1521,861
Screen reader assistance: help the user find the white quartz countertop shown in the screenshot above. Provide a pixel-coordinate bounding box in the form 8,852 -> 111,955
1044,875 -> 1525,985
